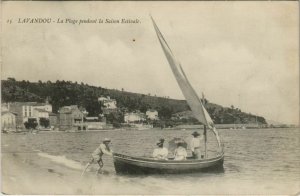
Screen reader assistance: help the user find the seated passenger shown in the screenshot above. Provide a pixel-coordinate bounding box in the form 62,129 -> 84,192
152,138 -> 168,160
174,141 -> 187,161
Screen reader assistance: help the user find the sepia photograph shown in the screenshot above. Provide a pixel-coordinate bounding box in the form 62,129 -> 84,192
1,1 -> 299,195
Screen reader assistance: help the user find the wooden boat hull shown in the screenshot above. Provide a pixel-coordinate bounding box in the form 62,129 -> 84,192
113,153 -> 224,174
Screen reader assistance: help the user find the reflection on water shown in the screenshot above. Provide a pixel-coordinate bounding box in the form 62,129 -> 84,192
2,128 -> 300,194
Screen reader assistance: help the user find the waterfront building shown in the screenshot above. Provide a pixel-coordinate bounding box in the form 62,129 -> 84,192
85,117 -> 99,122
1,111 -> 17,131
58,105 -> 87,131
84,117 -> 107,130
5,101 -> 52,128
33,108 -> 50,119
49,112 -> 58,129
4,102 -> 23,127
124,111 -> 146,123
146,109 -> 159,120
98,96 -> 117,109
23,102 -> 52,128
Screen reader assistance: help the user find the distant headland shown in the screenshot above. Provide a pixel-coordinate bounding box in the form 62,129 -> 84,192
1,78 -> 272,130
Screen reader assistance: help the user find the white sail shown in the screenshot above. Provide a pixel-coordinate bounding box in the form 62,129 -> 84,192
151,17 -> 222,148
151,17 -> 213,128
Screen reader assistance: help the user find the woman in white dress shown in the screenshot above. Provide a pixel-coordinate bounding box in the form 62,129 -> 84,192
174,141 -> 187,161
152,138 -> 169,160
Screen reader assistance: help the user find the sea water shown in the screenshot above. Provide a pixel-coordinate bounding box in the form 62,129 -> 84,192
1,128 -> 299,194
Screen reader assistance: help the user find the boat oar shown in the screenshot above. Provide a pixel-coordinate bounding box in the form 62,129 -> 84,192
80,162 -> 91,177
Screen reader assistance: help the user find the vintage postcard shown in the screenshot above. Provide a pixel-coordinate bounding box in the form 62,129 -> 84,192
1,1 -> 299,195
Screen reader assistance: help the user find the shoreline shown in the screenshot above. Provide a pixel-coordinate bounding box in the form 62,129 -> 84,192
2,151 -> 298,195
1,149 -> 116,194
2,126 -> 298,135
1,152 -> 83,194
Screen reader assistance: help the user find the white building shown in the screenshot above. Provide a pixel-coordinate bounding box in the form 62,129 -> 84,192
98,96 -> 117,109
146,109 -> 159,120
1,111 -> 17,130
124,112 -> 146,123
22,102 -> 52,121
22,102 -> 53,128
33,108 -> 50,119
4,101 -> 52,128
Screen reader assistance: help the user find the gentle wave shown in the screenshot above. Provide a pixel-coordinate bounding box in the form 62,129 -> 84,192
2,128 -> 299,194
37,152 -> 83,170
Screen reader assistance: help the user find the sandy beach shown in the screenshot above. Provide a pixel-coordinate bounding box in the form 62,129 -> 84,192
2,152 -> 83,194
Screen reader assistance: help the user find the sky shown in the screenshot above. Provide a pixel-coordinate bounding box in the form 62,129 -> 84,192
2,1 -> 299,125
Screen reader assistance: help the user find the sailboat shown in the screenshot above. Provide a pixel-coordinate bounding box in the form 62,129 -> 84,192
113,17 -> 224,174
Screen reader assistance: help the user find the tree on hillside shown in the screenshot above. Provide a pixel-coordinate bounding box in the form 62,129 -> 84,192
85,100 -> 102,116
1,79 -> 268,125
24,119 -> 38,130
139,104 -> 149,113
105,111 -> 124,127
158,106 -> 173,120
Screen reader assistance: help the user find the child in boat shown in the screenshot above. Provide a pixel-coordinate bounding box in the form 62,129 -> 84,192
152,138 -> 169,160
174,141 -> 188,160
190,131 -> 204,159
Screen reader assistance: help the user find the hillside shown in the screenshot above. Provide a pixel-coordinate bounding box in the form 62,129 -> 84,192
1,78 -> 267,124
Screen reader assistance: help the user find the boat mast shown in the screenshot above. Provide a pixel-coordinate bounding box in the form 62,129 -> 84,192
204,125 -> 207,158
202,93 -> 207,158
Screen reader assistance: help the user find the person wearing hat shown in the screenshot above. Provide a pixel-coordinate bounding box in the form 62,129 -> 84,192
190,131 -> 204,159
152,138 -> 168,160
174,140 -> 188,160
82,138 -> 113,175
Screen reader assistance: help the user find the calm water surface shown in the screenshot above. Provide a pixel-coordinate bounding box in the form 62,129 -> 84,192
2,128 -> 300,194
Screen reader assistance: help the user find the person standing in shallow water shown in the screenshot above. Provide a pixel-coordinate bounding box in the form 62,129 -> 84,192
190,131 -> 204,159
81,138 -> 113,175
91,138 -> 113,173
